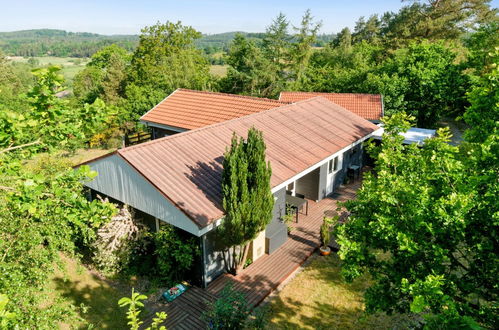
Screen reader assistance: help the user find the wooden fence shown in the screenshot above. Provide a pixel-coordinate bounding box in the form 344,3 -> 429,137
124,131 -> 151,147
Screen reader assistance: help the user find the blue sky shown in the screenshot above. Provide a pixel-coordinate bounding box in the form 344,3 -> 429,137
1,0 -> 498,35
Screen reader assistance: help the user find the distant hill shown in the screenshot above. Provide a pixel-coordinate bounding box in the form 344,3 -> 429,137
0,29 -> 138,57
196,32 -> 267,51
0,29 -> 335,57
197,31 -> 335,52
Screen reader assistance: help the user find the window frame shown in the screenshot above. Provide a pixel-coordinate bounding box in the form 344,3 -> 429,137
328,156 -> 339,174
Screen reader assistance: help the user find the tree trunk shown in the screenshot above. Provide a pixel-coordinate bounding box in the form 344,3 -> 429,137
235,243 -> 250,275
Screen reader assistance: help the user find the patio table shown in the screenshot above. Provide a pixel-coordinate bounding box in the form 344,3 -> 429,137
285,194 -> 309,223
348,165 -> 361,180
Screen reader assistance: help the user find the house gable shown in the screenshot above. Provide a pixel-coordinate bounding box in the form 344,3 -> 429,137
84,154 -> 202,236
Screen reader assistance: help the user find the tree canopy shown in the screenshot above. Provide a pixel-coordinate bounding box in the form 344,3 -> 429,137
337,110 -> 498,327
218,127 -> 274,274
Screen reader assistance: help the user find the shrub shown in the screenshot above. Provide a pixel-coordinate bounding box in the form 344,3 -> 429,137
203,283 -> 250,330
153,225 -> 199,285
118,289 -> 166,330
320,217 -> 333,247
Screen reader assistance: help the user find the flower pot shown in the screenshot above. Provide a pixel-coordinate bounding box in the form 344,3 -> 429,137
319,246 -> 331,256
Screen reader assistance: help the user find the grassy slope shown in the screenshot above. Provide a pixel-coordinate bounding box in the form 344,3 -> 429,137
47,254 -> 128,329
265,254 -> 412,329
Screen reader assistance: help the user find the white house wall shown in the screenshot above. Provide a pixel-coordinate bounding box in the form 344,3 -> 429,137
84,155 -> 201,236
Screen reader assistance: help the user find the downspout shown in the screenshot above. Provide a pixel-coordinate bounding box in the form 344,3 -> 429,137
201,235 -> 208,288
381,94 -> 385,117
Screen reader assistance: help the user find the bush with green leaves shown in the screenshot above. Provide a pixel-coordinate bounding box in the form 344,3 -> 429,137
0,155 -> 115,328
337,112 -> 498,327
153,225 -> 200,284
0,294 -> 16,328
118,289 -> 166,330
203,283 -> 251,330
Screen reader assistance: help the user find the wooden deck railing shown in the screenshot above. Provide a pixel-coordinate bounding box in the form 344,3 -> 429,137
124,131 -> 151,147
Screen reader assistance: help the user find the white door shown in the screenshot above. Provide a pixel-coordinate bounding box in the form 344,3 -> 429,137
326,155 -> 342,195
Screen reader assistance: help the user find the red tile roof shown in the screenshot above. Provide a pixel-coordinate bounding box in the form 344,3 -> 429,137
118,97 -> 379,228
140,89 -> 289,130
279,92 -> 383,121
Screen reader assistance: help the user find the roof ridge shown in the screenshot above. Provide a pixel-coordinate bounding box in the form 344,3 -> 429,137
119,96 -> 332,154
281,91 -> 382,97
176,88 -> 289,104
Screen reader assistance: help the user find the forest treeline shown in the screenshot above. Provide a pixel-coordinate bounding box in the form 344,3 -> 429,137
0,28 -> 335,58
0,29 -> 138,57
1,0 -> 497,153
0,0 -> 498,328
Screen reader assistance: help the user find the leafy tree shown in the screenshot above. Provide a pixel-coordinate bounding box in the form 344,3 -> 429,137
464,22 -> 499,75
386,41 -> 462,127
220,34 -> 277,97
74,44 -> 129,104
217,128 -> 274,274
73,65 -> 104,103
101,51 -> 128,104
27,66 -> 83,150
153,225 -> 199,284
463,48 -> 499,143
337,113 -> 498,327
88,44 -> 130,69
126,21 -> 211,117
383,0 -> 497,45
0,110 -> 35,148
0,156 -> 115,328
333,27 -> 353,52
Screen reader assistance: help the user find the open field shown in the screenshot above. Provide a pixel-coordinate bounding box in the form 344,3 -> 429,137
8,56 -> 89,85
7,55 -> 89,66
210,64 -> 228,77
265,253 -> 414,329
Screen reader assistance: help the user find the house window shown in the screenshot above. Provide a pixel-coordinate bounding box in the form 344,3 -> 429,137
328,157 -> 339,174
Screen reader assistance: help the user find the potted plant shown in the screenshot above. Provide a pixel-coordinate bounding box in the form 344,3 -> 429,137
319,217 -> 334,256
282,204 -> 296,234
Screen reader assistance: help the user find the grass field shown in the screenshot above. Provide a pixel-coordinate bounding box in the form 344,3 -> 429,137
265,253 -> 414,329
8,56 -> 89,86
210,64 -> 228,77
46,254 -> 129,329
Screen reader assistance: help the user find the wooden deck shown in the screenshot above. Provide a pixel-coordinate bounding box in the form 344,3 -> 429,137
144,179 -> 362,329
207,180 -> 361,306
144,286 -> 217,329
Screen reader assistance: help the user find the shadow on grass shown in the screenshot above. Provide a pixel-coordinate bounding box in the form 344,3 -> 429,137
52,274 -> 128,329
264,254 -> 414,329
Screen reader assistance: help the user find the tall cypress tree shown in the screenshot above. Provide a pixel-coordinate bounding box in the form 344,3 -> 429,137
218,127 -> 274,274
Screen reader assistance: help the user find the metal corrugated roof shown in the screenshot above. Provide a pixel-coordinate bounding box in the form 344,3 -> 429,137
117,97 -> 378,228
279,91 -> 383,121
140,89 -> 289,130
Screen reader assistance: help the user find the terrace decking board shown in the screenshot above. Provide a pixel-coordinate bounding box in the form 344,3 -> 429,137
143,178 -> 362,329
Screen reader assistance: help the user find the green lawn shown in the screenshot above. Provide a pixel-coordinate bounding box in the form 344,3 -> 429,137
265,254 -> 413,329
46,254 -> 129,329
